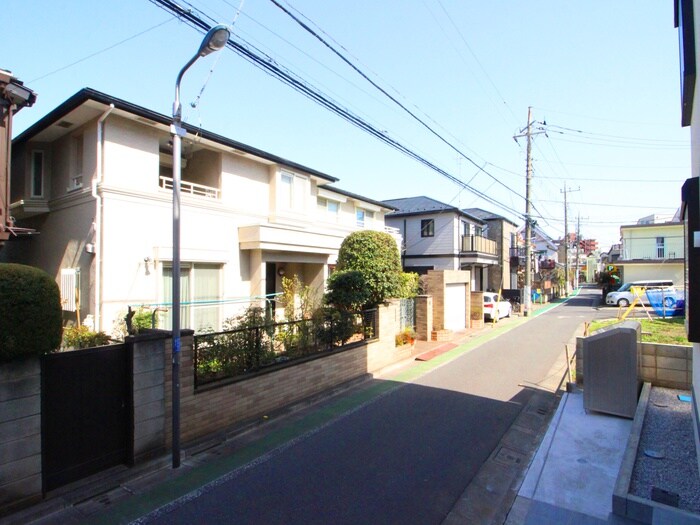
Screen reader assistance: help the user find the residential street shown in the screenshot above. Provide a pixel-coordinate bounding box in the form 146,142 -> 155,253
130,287 -> 610,525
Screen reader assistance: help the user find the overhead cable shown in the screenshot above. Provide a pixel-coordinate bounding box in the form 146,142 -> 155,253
148,0 -> 526,220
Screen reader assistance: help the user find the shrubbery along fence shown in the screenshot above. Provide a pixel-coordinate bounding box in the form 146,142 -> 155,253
194,309 -> 378,388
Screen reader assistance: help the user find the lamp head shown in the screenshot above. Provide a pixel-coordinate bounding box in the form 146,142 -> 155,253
197,24 -> 230,57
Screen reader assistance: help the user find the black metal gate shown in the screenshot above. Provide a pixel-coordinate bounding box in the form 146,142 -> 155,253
41,344 -> 132,492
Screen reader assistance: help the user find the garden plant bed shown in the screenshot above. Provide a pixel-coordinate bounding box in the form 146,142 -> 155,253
614,384 -> 700,523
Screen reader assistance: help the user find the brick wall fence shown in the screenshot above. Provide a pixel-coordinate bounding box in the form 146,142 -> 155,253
163,300 -> 408,447
0,300 -> 410,514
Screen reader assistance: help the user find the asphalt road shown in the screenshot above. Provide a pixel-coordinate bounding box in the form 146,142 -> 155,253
139,287 -> 610,525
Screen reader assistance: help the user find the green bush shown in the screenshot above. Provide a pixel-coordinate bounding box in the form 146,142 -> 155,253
335,230 -> 402,308
196,306 -> 276,381
397,272 -> 420,298
312,306 -> 357,346
324,270 -> 371,311
62,325 -> 111,350
0,263 -> 62,362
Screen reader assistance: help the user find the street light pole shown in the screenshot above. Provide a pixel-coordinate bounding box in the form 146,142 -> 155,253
171,24 -> 229,469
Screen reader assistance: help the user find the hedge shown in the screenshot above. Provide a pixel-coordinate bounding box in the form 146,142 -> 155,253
0,263 -> 62,362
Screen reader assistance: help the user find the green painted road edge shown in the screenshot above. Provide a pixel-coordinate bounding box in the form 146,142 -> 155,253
92,290 -> 582,524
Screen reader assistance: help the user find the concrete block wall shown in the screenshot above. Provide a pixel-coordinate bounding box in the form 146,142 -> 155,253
129,332 -> 167,462
639,342 -> 692,390
0,357 -> 42,513
164,303 -> 408,447
575,332 -> 692,390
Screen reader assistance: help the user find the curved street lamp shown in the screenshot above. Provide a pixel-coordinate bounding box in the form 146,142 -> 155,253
171,24 -> 229,469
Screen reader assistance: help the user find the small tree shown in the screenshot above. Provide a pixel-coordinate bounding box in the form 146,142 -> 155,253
279,275 -> 316,320
324,270 -> 372,311
335,230 -> 402,308
397,272 -> 420,298
0,263 -> 62,362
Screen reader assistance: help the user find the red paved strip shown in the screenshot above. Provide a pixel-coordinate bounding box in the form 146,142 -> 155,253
415,343 -> 458,361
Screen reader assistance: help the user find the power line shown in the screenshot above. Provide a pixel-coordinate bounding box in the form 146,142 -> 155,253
266,0 -> 526,204
148,0 -> 526,221
28,16 -> 176,83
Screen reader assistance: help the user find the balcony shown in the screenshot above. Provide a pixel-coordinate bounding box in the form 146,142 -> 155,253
461,235 -> 497,256
621,248 -> 682,261
159,176 -> 219,199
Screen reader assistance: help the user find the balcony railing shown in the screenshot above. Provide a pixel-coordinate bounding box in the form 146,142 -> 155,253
621,248 -> 681,260
461,235 -> 497,256
159,176 -> 220,199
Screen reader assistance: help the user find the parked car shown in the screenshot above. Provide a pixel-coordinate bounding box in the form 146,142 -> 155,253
604,280 -> 674,307
483,292 -> 512,320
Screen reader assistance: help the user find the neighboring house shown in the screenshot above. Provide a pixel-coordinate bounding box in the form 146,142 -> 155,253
381,196 -> 499,292
616,219 -> 684,285
0,70 -> 36,245
3,88 -> 397,334
462,207 -> 517,292
513,224 -> 560,273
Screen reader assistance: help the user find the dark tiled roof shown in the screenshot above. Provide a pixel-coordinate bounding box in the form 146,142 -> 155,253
463,207 -> 519,226
382,196 -> 483,223
320,185 -> 396,210
13,88 -> 340,183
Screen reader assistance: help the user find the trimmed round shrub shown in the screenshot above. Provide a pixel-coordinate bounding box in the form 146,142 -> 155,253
325,270 -> 372,311
0,263 -> 62,362
336,230 -> 402,308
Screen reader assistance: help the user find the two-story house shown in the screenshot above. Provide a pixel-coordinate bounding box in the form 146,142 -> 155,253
381,196 -> 499,291
461,207 -> 517,292
2,88 -> 396,334
615,216 -> 684,285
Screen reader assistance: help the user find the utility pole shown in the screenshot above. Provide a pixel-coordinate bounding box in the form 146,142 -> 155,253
560,184 -> 579,296
514,107 -> 544,316
575,214 -> 581,289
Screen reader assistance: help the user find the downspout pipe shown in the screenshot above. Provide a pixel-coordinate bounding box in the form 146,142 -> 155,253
93,104 -> 114,332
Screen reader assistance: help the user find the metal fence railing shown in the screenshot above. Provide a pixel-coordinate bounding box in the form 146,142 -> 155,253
399,298 -> 415,332
193,309 -> 378,388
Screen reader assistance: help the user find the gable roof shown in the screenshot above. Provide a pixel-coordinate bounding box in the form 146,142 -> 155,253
321,185 -> 396,211
462,207 -> 518,227
13,87 -> 339,184
382,196 -> 484,223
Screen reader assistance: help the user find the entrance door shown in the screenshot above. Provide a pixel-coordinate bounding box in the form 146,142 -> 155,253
444,283 -> 467,330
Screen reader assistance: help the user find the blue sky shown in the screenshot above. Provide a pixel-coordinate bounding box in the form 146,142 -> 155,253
4,1 -> 690,251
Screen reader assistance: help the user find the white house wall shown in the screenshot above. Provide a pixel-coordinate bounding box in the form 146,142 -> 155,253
616,263 -> 684,287
8,98 -> 398,336
221,154 -> 270,215
400,213 -> 456,257
103,117 -> 159,192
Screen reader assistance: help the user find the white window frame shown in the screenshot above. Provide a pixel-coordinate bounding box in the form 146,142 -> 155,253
318,196 -> 340,221
68,135 -> 83,191
161,263 -> 222,333
278,170 -> 308,212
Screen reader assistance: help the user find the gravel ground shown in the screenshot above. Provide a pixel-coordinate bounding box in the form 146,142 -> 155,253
630,387 -> 700,513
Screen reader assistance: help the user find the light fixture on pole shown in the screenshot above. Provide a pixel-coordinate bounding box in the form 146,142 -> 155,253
170,23 -> 229,469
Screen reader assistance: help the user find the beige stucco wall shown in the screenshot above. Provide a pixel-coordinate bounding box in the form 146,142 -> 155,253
617,262 -> 684,286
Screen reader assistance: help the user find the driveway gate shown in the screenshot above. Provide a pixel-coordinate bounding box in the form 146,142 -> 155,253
41,344 -> 132,492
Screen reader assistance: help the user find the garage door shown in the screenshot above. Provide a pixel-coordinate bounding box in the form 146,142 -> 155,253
444,283 -> 467,330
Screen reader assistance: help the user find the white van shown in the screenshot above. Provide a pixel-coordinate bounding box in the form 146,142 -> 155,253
604,280 -> 674,307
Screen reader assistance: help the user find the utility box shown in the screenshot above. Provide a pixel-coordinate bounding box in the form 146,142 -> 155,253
582,321 -> 641,419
